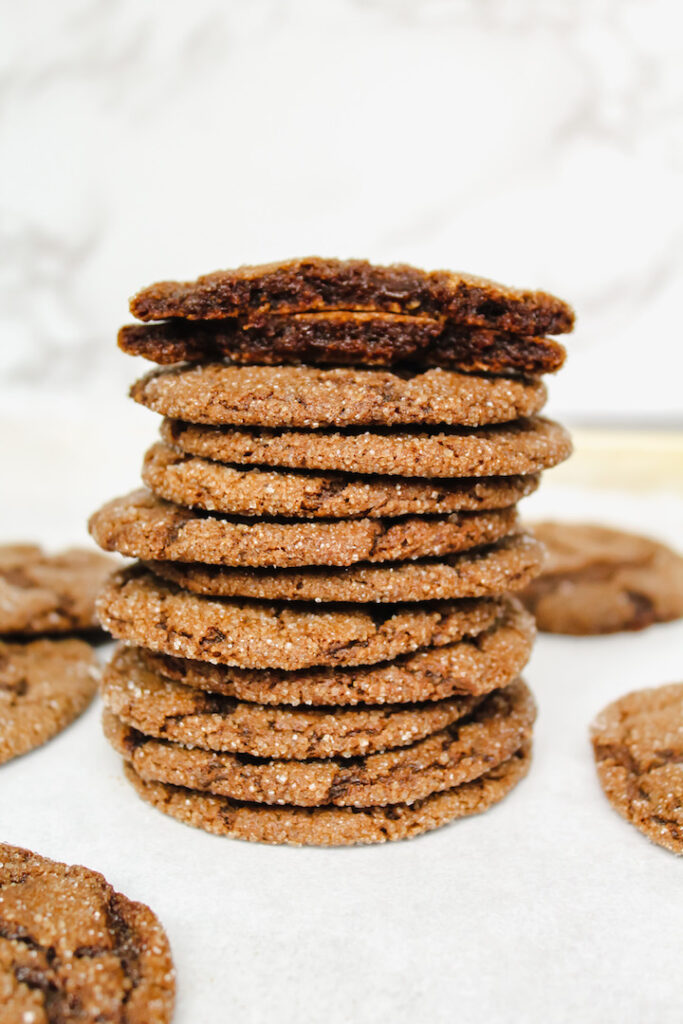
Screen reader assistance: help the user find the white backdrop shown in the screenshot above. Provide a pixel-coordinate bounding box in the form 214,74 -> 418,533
2,0 -> 683,422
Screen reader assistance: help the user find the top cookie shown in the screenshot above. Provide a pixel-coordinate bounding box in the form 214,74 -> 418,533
129,257 -> 574,335
130,363 -> 547,429
0,843 -> 175,1023
118,312 -> 566,377
0,543 -> 117,636
521,521 -> 683,634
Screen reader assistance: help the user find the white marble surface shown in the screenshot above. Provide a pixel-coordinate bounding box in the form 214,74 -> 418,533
2,0 -> 683,422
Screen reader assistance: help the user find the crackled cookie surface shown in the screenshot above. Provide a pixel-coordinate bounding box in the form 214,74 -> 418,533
591,683 -> 683,854
105,679 -> 534,807
522,521 -> 683,634
97,566 -> 503,670
130,363 -> 547,429
89,489 -> 518,569
0,843 -> 175,1023
161,415 -> 572,478
142,441 -> 539,519
0,544 -> 116,635
0,638 -> 99,764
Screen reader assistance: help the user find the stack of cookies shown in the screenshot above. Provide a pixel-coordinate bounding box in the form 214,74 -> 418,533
90,257 -> 573,846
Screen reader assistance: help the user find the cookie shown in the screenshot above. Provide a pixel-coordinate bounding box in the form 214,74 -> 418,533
130,364 -> 547,429
591,683 -> 683,855
104,679 -> 535,806
89,490 -> 519,568
0,544 -> 116,636
122,741 -> 531,845
0,843 -> 175,1022
119,312 -> 566,376
129,257 -> 574,335
96,566 -> 503,670
162,415 -> 572,478
101,647 -> 483,758
142,441 -> 540,519
148,531 -> 544,603
521,522 -> 683,634
139,598 -> 535,705
0,638 -> 99,764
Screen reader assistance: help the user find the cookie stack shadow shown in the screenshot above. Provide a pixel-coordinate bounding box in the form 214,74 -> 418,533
90,257 -> 574,845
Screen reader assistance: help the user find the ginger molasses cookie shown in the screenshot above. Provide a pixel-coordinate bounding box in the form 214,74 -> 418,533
162,415 -> 572,478
104,679 -> 535,807
122,741 -> 531,845
149,531 -> 543,603
0,843 -> 175,1022
130,363 -> 547,429
89,490 -> 518,568
138,598 -> 535,705
142,441 -> 540,519
129,257 -> 574,335
96,566 -> 503,670
0,638 -> 99,764
119,312 -> 566,376
591,683 -> 683,855
0,544 -> 116,636
101,649 -> 483,759
521,522 -> 683,634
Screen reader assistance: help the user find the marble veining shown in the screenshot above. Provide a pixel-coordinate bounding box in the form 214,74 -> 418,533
1,0 -> 682,422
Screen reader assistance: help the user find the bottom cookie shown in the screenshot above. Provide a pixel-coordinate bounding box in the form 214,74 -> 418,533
121,741 -> 531,846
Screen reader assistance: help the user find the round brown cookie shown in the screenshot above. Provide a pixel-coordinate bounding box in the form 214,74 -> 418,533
130,363 -> 547,429
0,843 -> 175,1023
119,312 -> 566,376
129,256 -> 574,335
149,531 -> 543,603
591,683 -> 683,855
0,638 -> 99,764
0,544 -> 116,636
101,647 -> 484,758
139,597 -> 535,705
521,521 -> 683,634
96,566 -> 503,670
122,741 -> 531,845
104,678 -> 535,807
162,415 -> 572,478
89,489 -> 518,569
142,441 -> 540,519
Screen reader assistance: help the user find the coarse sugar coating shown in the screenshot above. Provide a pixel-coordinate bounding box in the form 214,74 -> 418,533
142,440 -> 540,519
104,679 -> 535,807
0,843 -> 175,1023
0,638 -> 99,764
122,741 -> 532,845
101,646 -> 484,759
89,489 -> 518,568
0,543 -> 117,635
148,531 -> 543,603
129,257 -> 574,335
119,311 -> 566,375
521,521 -> 683,634
96,565 -> 503,670
591,682 -> 683,854
162,415 -> 572,478
130,363 -> 547,429
138,597 -> 535,705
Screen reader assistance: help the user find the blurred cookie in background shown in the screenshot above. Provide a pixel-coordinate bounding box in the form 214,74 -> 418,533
520,521 -> 683,634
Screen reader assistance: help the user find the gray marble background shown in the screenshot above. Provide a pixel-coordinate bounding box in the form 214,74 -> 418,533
2,0 -> 682,421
